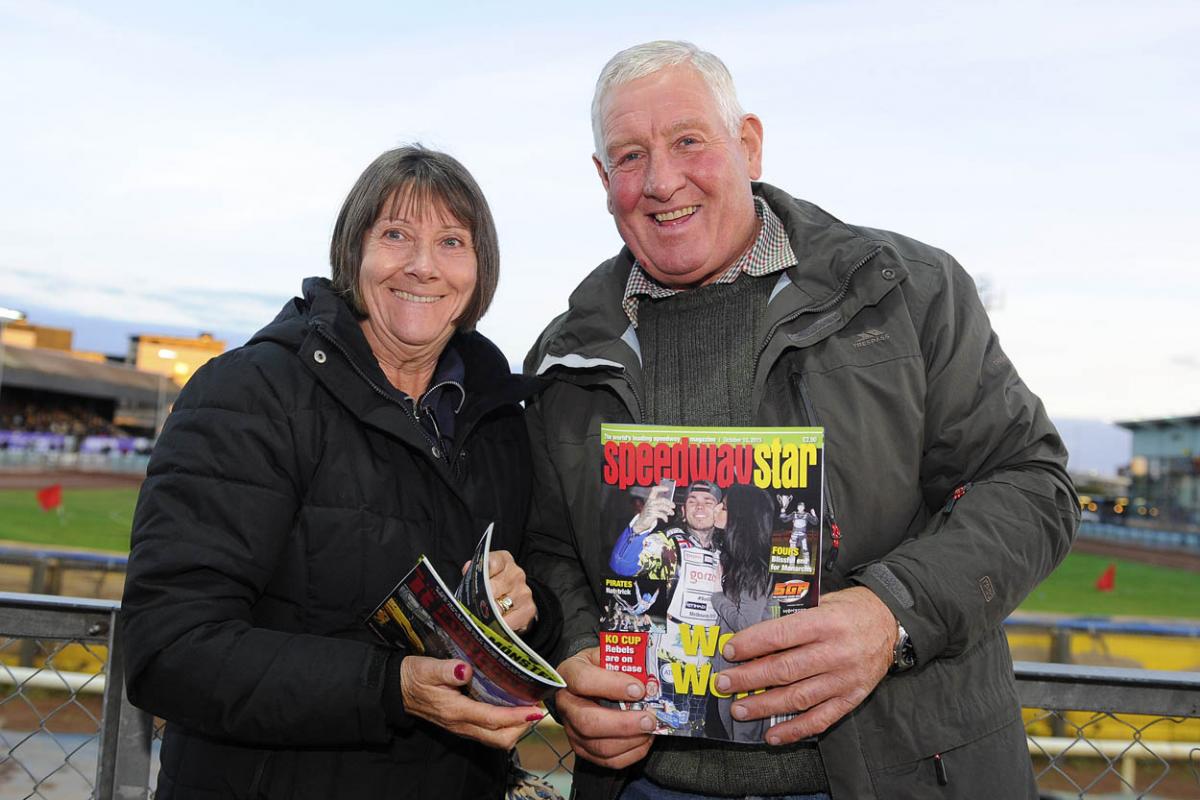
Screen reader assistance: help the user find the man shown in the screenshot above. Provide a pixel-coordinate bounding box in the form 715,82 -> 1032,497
523,40 -> 1078,799
782,499 -> 817,570
610,481 -> 723,577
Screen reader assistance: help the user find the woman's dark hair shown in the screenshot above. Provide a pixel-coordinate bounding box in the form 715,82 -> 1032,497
720,484 -> 775,601
328,144 -> 499,330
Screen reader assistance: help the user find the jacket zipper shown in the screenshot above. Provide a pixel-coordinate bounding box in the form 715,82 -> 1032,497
312,323 -> 449,464
775,245 -> 886,572
934,752 -> 949,785
622,373 -> 647,423
943,482 -> 973,513
792,372 -> 844,571
750,247 -> 882,391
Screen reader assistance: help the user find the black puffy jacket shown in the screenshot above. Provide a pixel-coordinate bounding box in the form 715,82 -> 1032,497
122,278 -> 557,799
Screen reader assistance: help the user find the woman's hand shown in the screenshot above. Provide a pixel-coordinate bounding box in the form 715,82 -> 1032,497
400,656 -> 543,750
464,550 -> 538,634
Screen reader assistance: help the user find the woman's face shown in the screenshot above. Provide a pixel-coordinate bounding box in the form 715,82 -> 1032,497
358,195 -> 478,358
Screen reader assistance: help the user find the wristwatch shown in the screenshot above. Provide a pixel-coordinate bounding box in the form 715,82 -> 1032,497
891,620 -> 916,673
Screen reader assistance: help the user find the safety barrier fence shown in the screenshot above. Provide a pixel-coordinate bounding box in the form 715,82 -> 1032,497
1077,520 -> 1200,555
0,451 -> 150,473
0,547 -> 127,609
3,593 -> 1199,799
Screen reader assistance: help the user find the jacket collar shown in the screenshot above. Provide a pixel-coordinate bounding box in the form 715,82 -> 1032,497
527,183 -> 888,377
252,278 -> 541,452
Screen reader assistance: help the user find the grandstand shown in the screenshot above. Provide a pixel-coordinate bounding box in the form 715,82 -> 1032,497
1,330 -> 182,448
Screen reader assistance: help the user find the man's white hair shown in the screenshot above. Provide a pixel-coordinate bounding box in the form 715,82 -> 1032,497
591,40 -> 746,169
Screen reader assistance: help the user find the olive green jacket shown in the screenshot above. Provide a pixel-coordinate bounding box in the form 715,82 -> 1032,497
522,183 -> 1078,799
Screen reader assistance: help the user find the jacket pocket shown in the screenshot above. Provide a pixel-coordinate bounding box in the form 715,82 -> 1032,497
856,627 -> 1022,769
866,716 -> 1036,800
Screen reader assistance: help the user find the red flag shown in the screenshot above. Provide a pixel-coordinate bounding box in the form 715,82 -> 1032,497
36,483 -> 63,512
1095,563 -> 1116,592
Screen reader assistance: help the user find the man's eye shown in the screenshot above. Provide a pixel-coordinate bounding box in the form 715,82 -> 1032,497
679,137 -> 698,147
617,152 -> 642,165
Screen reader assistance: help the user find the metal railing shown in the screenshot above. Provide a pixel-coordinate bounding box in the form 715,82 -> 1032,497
0,592 -> 150,799
1018,661 -> 1200,799
0,547 -> 128,605
3,592 -> 1198,799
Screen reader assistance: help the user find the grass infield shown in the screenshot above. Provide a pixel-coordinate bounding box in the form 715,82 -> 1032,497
0,487 -> 1196,619
0,487 -> 138,553
1021,550 -> 1200,619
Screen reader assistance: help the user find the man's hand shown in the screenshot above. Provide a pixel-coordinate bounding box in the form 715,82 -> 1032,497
400,657 -> 543,750
714,587 -> 899,744
555,647 -> 657,769
632,485 -> 675,534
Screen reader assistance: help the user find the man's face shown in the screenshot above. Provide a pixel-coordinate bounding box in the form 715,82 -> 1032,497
683,490 -> 719,532
594,65 -> 763,288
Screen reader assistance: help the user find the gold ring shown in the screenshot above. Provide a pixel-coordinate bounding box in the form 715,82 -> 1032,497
497,596 -> 514,615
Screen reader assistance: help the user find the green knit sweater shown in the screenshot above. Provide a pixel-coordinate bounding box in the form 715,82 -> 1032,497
636,274 -> 830,796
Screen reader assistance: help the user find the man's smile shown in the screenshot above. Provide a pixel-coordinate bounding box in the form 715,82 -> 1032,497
651,205 -> 699,225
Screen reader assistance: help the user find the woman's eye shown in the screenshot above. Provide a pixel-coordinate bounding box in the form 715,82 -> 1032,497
383,229 -> 405,241
443,237 -> 464,247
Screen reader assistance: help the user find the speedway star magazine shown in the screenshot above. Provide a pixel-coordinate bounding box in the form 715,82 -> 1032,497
599,424 -> 824,741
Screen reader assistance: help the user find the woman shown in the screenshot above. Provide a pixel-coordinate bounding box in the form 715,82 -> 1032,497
711,483 -> 777,742
121,146 -> 561,798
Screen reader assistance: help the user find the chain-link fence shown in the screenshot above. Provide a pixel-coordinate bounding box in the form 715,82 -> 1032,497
0,592 -> 150,799
4,592 -> 1199,799
1018,661 -> 1200,799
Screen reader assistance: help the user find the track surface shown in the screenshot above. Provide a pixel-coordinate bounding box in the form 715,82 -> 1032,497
1071,537 -> 1200,572
0,470 -> 143,490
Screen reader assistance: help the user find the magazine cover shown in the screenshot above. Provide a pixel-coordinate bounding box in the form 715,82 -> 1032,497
367,523 -> 566,706
599,424 -> 824,740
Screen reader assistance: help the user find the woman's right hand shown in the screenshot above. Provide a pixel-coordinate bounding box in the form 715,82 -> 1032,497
400,656 -> 544,749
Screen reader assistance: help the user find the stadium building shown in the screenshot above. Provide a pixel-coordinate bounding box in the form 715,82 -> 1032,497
1,314 -> 221,446
1117,415 -> 1200,527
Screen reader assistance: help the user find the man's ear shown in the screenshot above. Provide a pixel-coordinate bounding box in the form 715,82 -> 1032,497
593,155 -> 614,214
740,114 -> 764,180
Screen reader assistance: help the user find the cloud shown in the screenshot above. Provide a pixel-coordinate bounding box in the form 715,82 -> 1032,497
1170,354 -> 1200,371
2,0 -> 1198,423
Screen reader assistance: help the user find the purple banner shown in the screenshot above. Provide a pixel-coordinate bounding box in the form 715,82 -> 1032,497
0,431 -> 68,451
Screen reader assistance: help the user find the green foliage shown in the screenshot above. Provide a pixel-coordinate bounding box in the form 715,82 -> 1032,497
0,488 -> 138,553
1020,551 -> 1200,619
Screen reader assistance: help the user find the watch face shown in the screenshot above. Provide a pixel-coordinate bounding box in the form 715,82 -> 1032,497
892,624 -> 915,671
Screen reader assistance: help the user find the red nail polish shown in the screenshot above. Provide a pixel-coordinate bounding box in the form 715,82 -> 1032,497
526,713 -> 544,722
453,664 -> 466,681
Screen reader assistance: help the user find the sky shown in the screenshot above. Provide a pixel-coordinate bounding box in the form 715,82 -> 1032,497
1,0 -> 1198,424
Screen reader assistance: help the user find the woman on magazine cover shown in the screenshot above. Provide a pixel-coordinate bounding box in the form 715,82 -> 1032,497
120,146 -> 561,799
712,483 -> 778,742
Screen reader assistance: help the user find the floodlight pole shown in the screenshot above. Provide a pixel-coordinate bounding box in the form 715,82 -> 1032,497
155,373 -> 167,437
